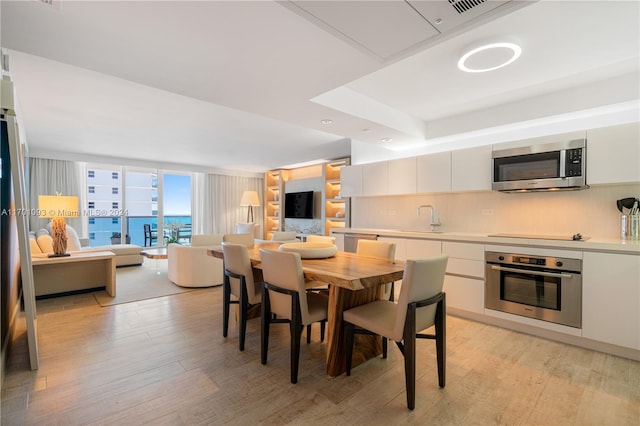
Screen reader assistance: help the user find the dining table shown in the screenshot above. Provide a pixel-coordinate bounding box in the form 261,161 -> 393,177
208,243 -> 405,377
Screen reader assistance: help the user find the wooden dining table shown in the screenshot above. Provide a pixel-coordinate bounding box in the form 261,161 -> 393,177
208,243 -> 405,377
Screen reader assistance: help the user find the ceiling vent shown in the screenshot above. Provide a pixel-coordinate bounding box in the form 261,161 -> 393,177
449,0 -> 487,14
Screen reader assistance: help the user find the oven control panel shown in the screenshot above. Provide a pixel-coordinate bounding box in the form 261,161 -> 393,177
486,251 -> 582,272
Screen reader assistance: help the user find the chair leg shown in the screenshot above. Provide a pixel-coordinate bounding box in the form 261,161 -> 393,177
291,322 -> 303,384
261,290 -> 270,365
306,324 -> 311,344
382,337 -> 388,359
239,291 -> 247,352
435,295 -> 446,388
320,321 -> 325,343
345,321 -> 355,376
404,305 -> 417,410
222,277 -> 230,338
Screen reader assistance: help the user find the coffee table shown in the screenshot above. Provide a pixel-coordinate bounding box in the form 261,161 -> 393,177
140,247 -> 168,274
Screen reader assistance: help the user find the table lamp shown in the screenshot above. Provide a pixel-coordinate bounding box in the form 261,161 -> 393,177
38,194 -> 79,257
240,190 -> 260,223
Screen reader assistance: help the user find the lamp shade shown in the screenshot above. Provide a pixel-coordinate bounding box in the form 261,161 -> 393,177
38,195 -> 79,218
240,190 -> 260,207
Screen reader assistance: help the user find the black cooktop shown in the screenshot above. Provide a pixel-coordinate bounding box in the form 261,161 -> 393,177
488,233 -> 590,241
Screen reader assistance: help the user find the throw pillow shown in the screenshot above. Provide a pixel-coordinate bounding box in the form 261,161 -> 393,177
65,225 -> 82,251
45,222 -> 83,251
29,232 -> 42,254
35,229 -> 54,254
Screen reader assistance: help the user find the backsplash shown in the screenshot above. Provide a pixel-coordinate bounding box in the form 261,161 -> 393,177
351,183 -> 640,239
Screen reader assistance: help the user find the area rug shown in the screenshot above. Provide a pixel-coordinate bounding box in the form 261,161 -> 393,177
93,260 -> 196,306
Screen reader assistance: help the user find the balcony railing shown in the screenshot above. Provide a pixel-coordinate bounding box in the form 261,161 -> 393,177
87,215 -> 192,247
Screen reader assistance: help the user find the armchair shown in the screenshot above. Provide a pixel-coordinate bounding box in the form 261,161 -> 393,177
167,234 -> 224,287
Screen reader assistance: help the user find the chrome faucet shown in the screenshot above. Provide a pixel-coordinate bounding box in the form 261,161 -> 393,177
417,204 -> 442,232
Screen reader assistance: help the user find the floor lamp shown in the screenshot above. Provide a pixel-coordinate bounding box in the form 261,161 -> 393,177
240,190 -> 260,223
38,195 -> 79,257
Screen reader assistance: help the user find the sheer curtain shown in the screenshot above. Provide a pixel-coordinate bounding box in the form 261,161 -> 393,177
196,174 -> 263,235
29,157 -> 85,235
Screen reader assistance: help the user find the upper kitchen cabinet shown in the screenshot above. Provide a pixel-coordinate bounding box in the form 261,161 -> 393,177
340,164 -> 363,197
587,122 -> 640,185
388,157 -> 417,195
363,161 -> 388,196
417,151 -> 452,193
451,145 -> 492,192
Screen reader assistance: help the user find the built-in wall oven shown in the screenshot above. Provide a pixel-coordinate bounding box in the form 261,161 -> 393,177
485,251 -> 582,328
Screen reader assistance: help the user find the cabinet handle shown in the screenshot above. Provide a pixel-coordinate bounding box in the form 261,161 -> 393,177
490,265 -> 574,278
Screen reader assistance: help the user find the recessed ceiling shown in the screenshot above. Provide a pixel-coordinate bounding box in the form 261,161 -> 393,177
1,0 -> 638,173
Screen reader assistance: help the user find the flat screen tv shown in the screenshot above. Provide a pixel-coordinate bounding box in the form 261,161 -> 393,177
284,190 -> 314,219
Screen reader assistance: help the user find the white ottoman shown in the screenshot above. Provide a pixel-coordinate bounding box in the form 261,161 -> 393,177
92,244 -> 144,267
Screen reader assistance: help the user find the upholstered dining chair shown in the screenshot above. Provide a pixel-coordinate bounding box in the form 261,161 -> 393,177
221,242 -> 262,351
305,235 -> 336,245
143,224 -> 157,247
223,233 -> 255,248
356,239 -> 397,300
343,254 -> 448,410
259,248 -> 328,384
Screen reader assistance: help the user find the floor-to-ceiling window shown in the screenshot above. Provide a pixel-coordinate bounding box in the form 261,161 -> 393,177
163,173 -> 191,244
86,163 -> 190,247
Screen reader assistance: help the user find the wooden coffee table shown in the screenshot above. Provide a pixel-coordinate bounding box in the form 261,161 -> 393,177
140,247 -> 168,273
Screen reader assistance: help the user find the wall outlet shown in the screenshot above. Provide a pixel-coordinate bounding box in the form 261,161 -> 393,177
482,209 -> 494,216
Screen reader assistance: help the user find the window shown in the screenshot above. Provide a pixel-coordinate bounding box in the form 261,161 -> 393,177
112,187 -> 119,195
88,186 -> 95,194
88,201 -> 95,209
112,172 -> 119,179
112,202 -> 119,209
88,170 -> 95,178
112,218 -> 119,224
89,218 -> 95,224
89,232 -> 95,239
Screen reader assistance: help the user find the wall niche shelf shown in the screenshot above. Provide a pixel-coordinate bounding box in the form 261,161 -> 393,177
263,157 -> 350,239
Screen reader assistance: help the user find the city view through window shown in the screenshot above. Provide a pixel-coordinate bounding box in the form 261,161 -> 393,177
86,165 -> 191,246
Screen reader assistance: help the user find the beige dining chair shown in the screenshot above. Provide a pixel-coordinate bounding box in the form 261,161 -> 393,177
305,235 -> 336,245
356,239 -> 397,300
223,233 -> 255,248
259,248 -> 328,384
343,254 -> 448,410
221,242 -> 262,351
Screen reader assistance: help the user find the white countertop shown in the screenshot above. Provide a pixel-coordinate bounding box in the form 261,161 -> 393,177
332,228 -> 640,255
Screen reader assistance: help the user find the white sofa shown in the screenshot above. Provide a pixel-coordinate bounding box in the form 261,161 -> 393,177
167,234 -> 224,288
30,226 -> 144,267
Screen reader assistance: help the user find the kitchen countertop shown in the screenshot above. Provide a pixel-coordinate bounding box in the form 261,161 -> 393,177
332,228 -> 640,255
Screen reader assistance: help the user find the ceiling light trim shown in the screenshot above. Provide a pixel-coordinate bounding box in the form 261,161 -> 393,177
458,42 -> 521,73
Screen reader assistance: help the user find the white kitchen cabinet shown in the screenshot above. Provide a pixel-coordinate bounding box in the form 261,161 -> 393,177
406,239 -> 441,258
378,236 -> 407,260
582,252 -> 640,350
340,164 -> 363,197
363,161 -> 388,196
451,145 -> 492,192
388,157 -> 416,195
332,231 -> 345,252
417,151 -> 452,193
587,122 -> 640,185
442,241 -> 485,314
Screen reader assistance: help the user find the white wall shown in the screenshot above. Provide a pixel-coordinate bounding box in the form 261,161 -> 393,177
351,183 -> 640,239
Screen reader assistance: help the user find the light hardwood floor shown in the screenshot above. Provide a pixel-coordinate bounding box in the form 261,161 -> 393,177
2,286 -> 639,425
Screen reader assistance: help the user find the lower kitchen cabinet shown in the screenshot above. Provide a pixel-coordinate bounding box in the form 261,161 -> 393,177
582,252 -> 640,350
441,241 -> 485,314
443,275 -> 484,314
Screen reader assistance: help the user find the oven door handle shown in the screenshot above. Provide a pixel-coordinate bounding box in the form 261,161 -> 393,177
490,265 -> 574,278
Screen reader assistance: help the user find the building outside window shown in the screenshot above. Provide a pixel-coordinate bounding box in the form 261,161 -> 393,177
88,186 -> 95,194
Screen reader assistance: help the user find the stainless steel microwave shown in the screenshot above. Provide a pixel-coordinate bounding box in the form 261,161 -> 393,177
492,139 -> 588,192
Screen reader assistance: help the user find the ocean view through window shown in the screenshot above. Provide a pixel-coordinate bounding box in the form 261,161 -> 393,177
86,165 -> 191,246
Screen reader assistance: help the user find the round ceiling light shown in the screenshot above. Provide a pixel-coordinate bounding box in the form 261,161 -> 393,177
457,42 -> 521,73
